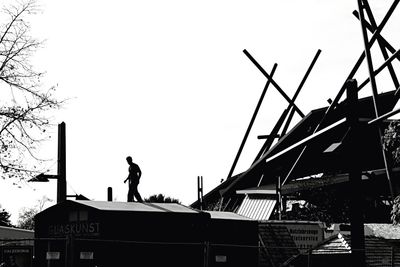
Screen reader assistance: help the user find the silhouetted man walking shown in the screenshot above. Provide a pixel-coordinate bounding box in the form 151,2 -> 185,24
124,156 -> 143,202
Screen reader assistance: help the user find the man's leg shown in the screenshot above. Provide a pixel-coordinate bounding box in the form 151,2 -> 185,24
127,186 -> 134,202
133,184 -> 143,202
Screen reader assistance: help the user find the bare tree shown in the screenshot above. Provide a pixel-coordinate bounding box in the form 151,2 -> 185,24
17,196 -> 52,230
0,0 -> 62,180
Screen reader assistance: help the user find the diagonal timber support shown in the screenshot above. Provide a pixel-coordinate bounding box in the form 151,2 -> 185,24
227,64 -> 278,179
358,0 -> 395,199
281,0 -> 399,186
243,49 -> 305,118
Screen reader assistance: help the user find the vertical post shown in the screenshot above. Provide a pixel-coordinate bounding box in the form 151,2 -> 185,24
57,122 -> 67,203
276,176 -> 282,220
107,187 -> 113,201
346,79 -> 365,267
391,246 -> 394,267
66,235 -> 74,267
47,241 -> 51,267
203,241 -> 210,267
197,176 -> 204,210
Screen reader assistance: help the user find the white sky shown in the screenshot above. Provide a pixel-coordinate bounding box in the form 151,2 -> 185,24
1,0 -> 400,223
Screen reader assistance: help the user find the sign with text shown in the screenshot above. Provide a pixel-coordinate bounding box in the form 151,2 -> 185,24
48,222 -> 100,237
46,252 -> 60,260
80,252 -> 94,260
1,246 -> 33,267
285,222 -> 324,251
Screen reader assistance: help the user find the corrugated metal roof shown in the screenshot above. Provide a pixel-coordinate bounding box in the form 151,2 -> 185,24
73,200 -> 198,213
236,195 -> 276,220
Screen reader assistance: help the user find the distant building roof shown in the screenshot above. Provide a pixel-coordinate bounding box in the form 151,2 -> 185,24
236,195 -> 276,220
259,222 -> 299,267
71,200 -> 199,213
364,224 -> 400,239
0,226 -> 34,239
284,228 -> 400,267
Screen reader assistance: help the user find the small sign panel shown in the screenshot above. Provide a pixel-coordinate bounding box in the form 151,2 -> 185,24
46,252 -> 60,260
215,255 -> 227,263
1,246 -> 33,267
80,252 -> 94,260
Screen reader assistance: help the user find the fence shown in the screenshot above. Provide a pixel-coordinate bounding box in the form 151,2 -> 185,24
1,238 -> 399,267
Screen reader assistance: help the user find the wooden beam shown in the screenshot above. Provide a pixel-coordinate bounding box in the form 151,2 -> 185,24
243,49 -> 305,117
227,64 -> 278,179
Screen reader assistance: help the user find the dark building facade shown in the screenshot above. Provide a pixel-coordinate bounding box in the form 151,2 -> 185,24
34,200 -> 258,267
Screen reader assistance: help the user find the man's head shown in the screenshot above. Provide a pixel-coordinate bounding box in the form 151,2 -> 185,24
126,156 -> 133,164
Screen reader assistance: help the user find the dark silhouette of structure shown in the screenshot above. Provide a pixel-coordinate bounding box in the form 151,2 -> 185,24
124,156 -> 143,202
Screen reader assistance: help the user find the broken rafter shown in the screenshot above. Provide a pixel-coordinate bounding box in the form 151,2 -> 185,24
253,108 -> 290,163
243,49 -> 305,118
281,49 -> 322,137
368,107 -> 400,126
321,0 -> 398,127
255,50 -> 321,162
362,0 -> 400,90
358,0 -> 395,199
357,49 -> 400,91
281,0 -> 399,186
227,64 -> 278,179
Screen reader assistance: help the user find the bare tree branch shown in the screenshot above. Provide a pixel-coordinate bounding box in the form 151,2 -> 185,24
0,0 -> 63,180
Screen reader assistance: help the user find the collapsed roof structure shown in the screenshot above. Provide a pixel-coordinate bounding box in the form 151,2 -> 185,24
191,0 -> 400,223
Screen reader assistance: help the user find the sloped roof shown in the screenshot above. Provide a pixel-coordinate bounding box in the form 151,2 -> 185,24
312,233 -> 351,255
238,166 -> 400,197
220,90 -> 397,197
259,223 -> 299,267
284,229 -> 400,266
236,195 -> 276,220
364,223 -> 400,239
206,211 -> 254,221
45,200 -> 199,214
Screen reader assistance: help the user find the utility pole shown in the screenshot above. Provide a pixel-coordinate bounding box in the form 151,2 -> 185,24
29,122 -> 67,203
346,79 -> 365,267
57,122 -> 67,203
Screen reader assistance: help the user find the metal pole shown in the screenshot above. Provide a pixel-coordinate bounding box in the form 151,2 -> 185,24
277,176 -> 282,220
57,122 -> 67,203
227,64 -> 277,179
201,176 -> 204,210
197,176 -> 204,210
346,79 -> 365,267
